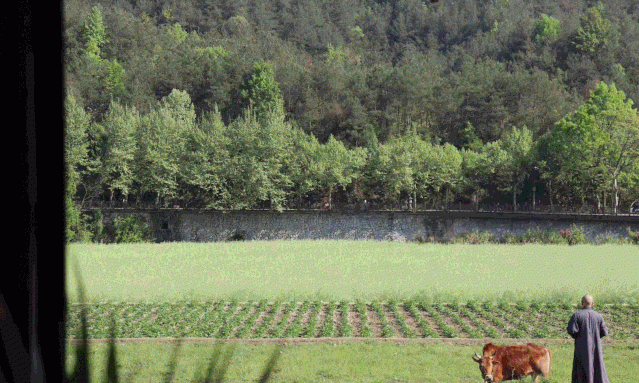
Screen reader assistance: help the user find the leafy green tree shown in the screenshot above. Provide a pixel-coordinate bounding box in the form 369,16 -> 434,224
104,59 -> 126,97
166,23 -> 188,45
375,131 -> 434,211
99,100 -> 140,202
386,48 -> 446,139
461,122 -> 483,151
587,82 -> 639,213
375,133 -> 421,208
541,82 -> 639,212
65,94 -> 90,241
286,127 -> 323,207
135,89 -> 195,205
460,147 -> 489,210
224,107 -> 295,211
83,5 -> 107,61
533,14 -> 561,44
432,143 -> 464,209
315,135 -> 365,209
239,60 -> 284,121
573,4 -> 616,55
459,127 -> 532,211
360,128 -> 385,202
497,126 -> 534,210
180,107 -> 230,208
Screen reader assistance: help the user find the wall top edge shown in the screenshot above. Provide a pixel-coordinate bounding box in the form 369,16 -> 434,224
81,208 -> 639,223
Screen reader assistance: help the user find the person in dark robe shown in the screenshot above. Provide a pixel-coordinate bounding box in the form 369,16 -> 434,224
567,294 -> 610,383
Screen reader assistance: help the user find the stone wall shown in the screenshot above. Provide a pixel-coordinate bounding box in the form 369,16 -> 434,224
93,209 -> 639,242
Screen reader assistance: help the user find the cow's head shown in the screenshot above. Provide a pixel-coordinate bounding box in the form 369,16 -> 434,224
472,351 -> 500,382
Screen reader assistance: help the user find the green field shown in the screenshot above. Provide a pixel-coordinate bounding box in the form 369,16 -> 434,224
66,241 -> 639,382
66,340 -> 639,382
66,241 -> 639,303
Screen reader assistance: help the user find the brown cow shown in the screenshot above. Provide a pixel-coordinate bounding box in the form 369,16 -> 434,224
472,343 -> 551,383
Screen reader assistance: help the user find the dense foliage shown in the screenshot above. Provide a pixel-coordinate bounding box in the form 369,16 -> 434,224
64,0 -> 639,239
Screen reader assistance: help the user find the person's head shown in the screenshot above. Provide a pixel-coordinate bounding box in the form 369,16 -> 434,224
581,294 -> 594,308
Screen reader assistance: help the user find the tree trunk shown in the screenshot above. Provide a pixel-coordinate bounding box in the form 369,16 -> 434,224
328,186 -> 333,210
550,186 -> 554,212
613,178 -> 619,215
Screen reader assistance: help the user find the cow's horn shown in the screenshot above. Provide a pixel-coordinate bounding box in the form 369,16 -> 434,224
474,352 -> 481,358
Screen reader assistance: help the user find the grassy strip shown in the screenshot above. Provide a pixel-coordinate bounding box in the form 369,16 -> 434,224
67,243 -> 639,304
66,340 -> 639,383
301,301 -> 321,338
320,301 -> 336,338
354,300 -> 371,337
337,301 -> 353,338
371,300 -> 394,338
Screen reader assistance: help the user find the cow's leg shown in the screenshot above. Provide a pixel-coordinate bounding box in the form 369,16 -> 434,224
531,373 -> 539,383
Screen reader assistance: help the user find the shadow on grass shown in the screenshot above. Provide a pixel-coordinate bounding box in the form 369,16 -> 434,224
68,261 -> 282,383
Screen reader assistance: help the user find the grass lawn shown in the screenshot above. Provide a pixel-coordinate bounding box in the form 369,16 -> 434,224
66,241 -> 639,303
66,340 -> 639,383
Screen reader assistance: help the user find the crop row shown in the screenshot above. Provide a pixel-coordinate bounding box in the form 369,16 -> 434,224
67,301 -> 639,340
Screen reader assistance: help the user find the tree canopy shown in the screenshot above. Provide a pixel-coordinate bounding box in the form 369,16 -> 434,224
64,0 -> 639,238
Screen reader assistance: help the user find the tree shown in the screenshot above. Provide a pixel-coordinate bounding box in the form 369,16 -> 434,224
239,60 -> 285,121
180,107 -> 230,208
431,143 -> 464,209
497,126 -> 534,211
315,135 -> 365,209
104,59 -> 127,98
286,127 -> 323,208
533,14 -> 561,44
541,82 -> 639,212
573,4 -> 616,55
588,82 -> 639,213
83,5 -> 107,62
135,89 -> 195,205
224,107 -> 295,211
64,94 -> 90,241
375,131 -> 438,211
99,100 -> 140,202
375,132 -> 423,209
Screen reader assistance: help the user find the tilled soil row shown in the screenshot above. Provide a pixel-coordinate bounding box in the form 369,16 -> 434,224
67,301 -> 639,341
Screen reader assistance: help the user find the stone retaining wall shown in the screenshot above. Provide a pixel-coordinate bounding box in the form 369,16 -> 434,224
91,209 -> 639,242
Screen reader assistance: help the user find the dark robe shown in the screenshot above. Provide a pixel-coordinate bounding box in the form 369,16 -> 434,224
567,307 -> 610,383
